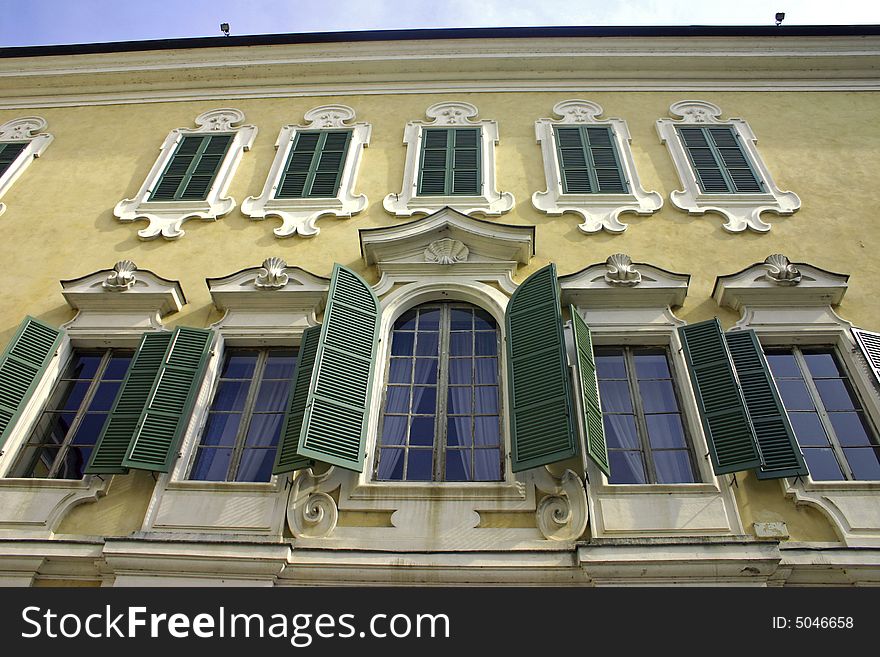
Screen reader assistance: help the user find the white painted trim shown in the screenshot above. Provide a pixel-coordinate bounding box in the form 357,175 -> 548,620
0,116 -> 53,217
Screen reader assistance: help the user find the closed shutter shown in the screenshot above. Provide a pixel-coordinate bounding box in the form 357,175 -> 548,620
417,127 -> 481,196
570,306 -> 609,476
149,134 -> 233,201
0,142 -> 27,178
554,126 -> 627,194
122,327 -> 214,472
273,325 -> 321,474
276,130 -> 352,199
297,265 -> 380,471
507,264 -> 578,472
85,331 -> 172,474
726,330 -> 807,479
0,317 -> 64,450
677,126 -> 763,194
678,319 -> 761,475
852,328 -> 880,388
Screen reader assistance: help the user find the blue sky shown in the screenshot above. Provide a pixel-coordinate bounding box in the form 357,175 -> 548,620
2,0 -> 879,47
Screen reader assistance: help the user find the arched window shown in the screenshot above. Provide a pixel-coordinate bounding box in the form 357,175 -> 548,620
374,302 -> 503,482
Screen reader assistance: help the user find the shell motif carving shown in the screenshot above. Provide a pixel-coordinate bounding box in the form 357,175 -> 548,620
424,238 -> 469,265
604,253 -> 642,287
103,260 -> 138,291
763,253 -> 801,286
254,256 -> 289,289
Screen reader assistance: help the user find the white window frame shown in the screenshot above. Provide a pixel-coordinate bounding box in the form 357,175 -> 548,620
0,116 -> 53,218
114,108 -> 257,241
532,100 -> 662,234
656,100 -> 800,233
242,104 -> 371,238
383,101 -> 514,218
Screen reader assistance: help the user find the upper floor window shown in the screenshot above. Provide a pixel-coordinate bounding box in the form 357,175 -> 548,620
676,126 -> 763,194
149,134 -> 233,201
418,128 -> 480,196
276,130 -> 351,199
555,126 -> 627,194
767,347 -> 880,481
0,142 -> 27,178
0,116 -> 54,218
374,302 -> 503,482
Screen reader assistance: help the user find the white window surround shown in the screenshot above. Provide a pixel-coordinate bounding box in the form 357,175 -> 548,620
559,253 -> 744,539
114,108 -> 257,241
383,101 -> 514,218
716,254 -> 880,547
0,261 -> 184,539
656,100 -> 800,233
0,116 -> 53,218
242,104 -> 371,238
532,100 -> 662,234
142,258 -> 329,539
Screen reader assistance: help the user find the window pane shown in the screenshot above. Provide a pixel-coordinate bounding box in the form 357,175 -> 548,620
603,414 -> 639,449
55,380 -> 90,412
412,386 -> 437,414
388,358 -> 411,384
385,386 -> 410,414
71,413 -> 109,445
68,354 -> 101,380
803,448 -> 845,481
474,332 -> 497,356
447,387 -> 472,415
409,416 -> 435,446
235,449 -> 276,482
377,448 -> 405,480
595,350 -> 626,379
30,412 -> 75,446
653,450 -> 696,484
450,309 -> 473,331
814,379 -> 858,412
776,380 -> 815,411
254,379 -> 292,412
407,449 -> 433,481
381,416 -> 407,446
638,380 -> 678,413
474,416 -> 500,447
416,332 -> 439,356
221,351 -> 258,379
395,310 -> 417,331
829,412 -> 874,447
201,413 -> 241,447
843,446 -> 880,480
474,386 -> 499,415
803,351 -> 844,378
788,412 -> 829,447
474,358 -> 498,384
448,358 -> 472,384
417,308 -> 440,331
190,448 -> 233,481
598,380 -> 633,413
473,449 -> 501,481
450,332 -> 472,356
103,355 -> 133,380
244,413 -> 284,447
54,446 -> 91,479
634,350 -> 670,379
413,358 -> 438,384
263,350 -> 297,379
608,451 -> 647,484
645,414 -> 687,448
212,380 -> 251,411
84,381 -> 120,412
473,309 -> 495,331
766,353 -> 800,378
391,331 -> 414,356
445,449 -> 469,481
12,445 -> 57,478
447,416 -> 472,446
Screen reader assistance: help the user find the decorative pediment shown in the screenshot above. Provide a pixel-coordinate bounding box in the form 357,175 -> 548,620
60,261 -> 184,342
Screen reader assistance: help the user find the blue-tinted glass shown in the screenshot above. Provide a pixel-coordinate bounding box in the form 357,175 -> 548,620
68,354 -> 101,380
803,351 -> 844,378
645,413 -> 686,448
235,449 -> 276,482
608,451 -> 647,484
777,380 -> 815,411
221,351 -> 258,379
201,413 -> 241,447
190,448 -> 233,481
815,379 -> 858,412
598,381 -> 633,413
245,413 -> 284,447
829,412 -> 874,447
803,448 -> 845,481
418,308 -> 440,331
103,355 -> 132,380
395,310 -> 417,330
475,332 -> 497,356
409,416 -> 435,446
450,309 -> 472,331
638,380 -> 678,413
415,332 -> 439,356
766,352 -> 801,378
653,450 -> 696,484
263,350 -> 297,379
447,416 -> 472,446
391,332 -> 415,356
385,386 -> 410,414
474,416 -> 500,447
212,380 -> 251,411
377,448 -> 405,480
475,358 -> 498,384
413,358 -> 438,384
71,413 -> 109,445
87,381 -> 122,412
445,449 -> 469,481
381,416 -> 407,446
412,386 -> 437,415
388,358 -> 412,384
447,387 -> 472,415
634,351 -> 670,379
474,386 -> 498,415
788,412 -> 828,447
844,447 -> 880,480
474,309 -> 495,331
18,446 -> 58,477
450,333 -> 472,356
407,449 -> 433,481
56,380 -> 90,411
254,379 -> 292,412
32,413 -> 75,446
449,358 -> 472,384
55,446 -> 91,479
603,414 -> 639,449
474,449 -> 501,481
595,351 -> 626,379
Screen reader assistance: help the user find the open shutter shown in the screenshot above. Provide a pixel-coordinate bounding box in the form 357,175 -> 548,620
85,331 -> 172,474
678,318 -> 761,475
852,328 -> 880,387
507,264 -> 578,472
273,325 -> 321,474
0,317 -> 63,449
725,330 -> 808,479
570,306 -> 609,476
297,264 -> 379,471
122,327 -> 213,472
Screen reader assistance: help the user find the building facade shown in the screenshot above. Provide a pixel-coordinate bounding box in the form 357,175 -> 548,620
1,26 -> 879,586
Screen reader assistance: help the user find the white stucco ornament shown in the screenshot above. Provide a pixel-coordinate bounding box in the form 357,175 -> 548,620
102,260 -> 138,291
254,257 -> 290,290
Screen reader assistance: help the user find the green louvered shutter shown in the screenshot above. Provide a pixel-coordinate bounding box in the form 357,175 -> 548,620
570,306 -> 609,476
506,264 -> 578,472
85,331 -> 172,474
0,142 -> 27,178
678,319 -> 761,475
0,317 -> 63,450
418,127 -> 481,196
852,328 -> 880,388
297,265 -> 380,471
273,325 -> 321,474
149,134 -> 233,201
122,327 -> 213,472
276,130 -> 352,199
677,126 -> 763,194
725,330 -> 808,479
555,126 -> 627,194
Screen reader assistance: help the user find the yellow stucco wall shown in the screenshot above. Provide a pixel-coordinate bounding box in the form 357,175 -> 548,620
1,84 -> 877,543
